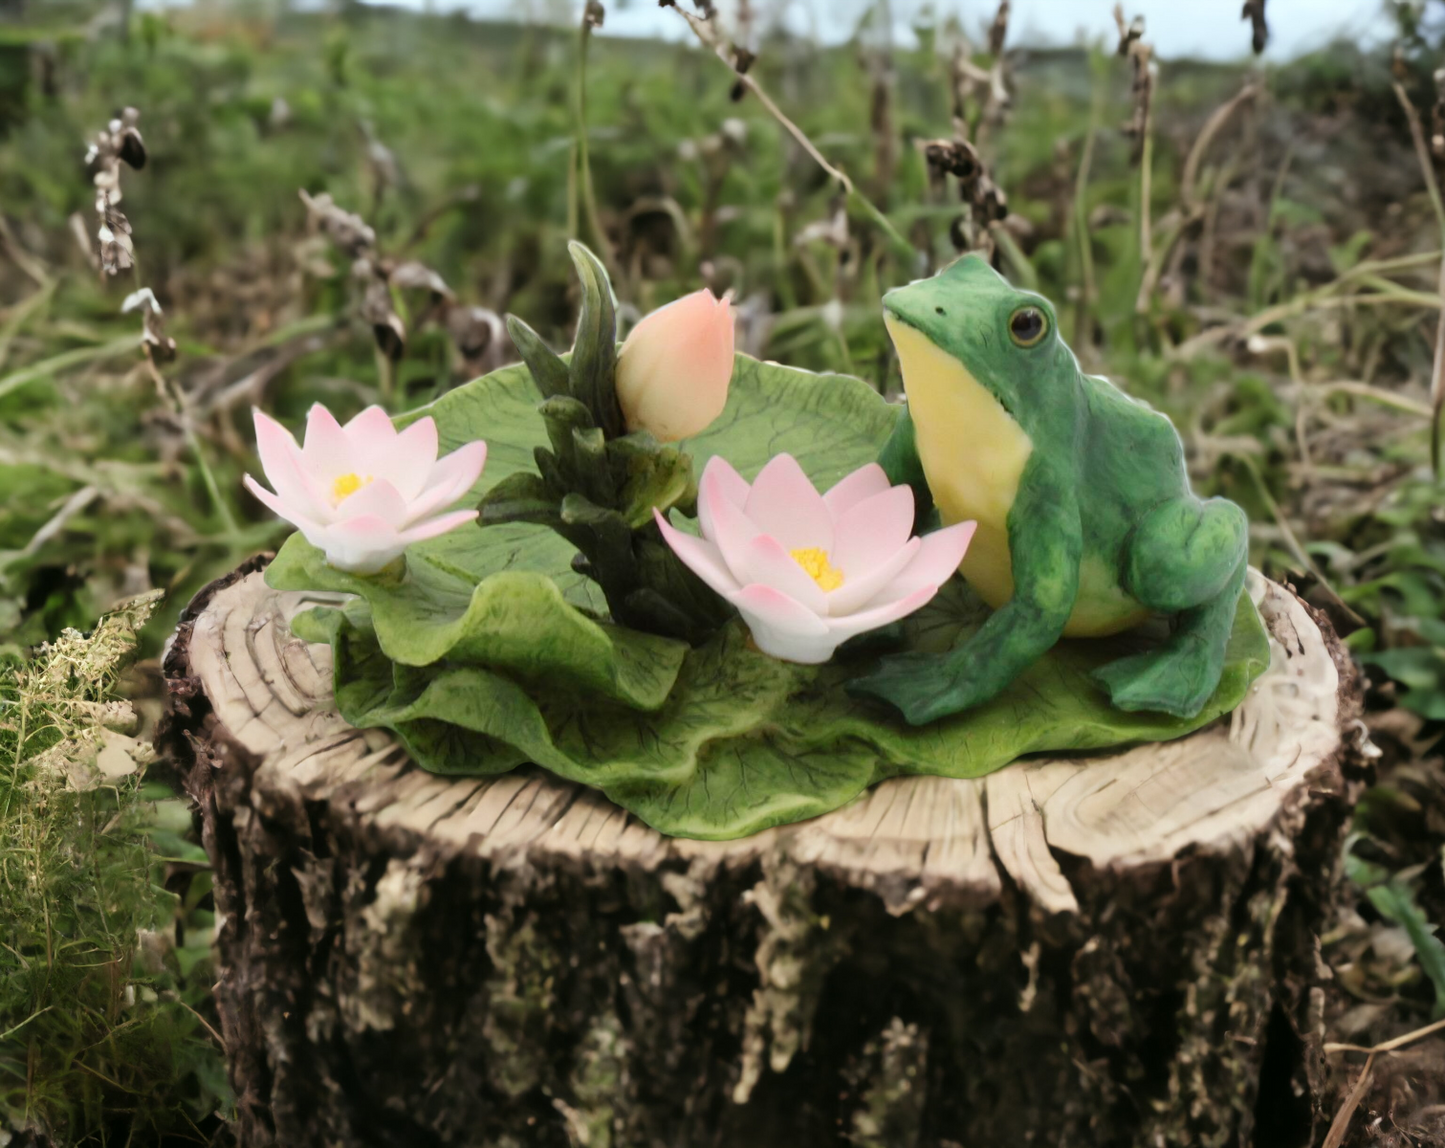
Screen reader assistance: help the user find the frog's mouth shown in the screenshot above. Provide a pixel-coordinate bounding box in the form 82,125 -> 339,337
883,311 -> 1017,421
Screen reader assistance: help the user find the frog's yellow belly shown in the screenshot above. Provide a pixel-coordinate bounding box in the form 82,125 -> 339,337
887,315 -> 1151,639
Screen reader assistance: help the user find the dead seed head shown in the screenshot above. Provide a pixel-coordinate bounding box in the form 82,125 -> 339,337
924,138 -> 980,181
122,286 -> 177,364
1241,0 -> 1268,55
388,260 -> 455,304
987,1 -> 1010,58
584,1 -> 605,30
299,189 -> 376,258
1113,4 -> 1146,56
86,107 -> 145,276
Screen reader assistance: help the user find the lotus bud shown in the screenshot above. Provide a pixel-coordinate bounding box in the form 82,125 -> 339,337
615,289 -> 735,441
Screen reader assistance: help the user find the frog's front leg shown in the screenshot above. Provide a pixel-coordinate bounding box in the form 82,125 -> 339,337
1093,496 -> 1249,718
849,464 -> 1082,725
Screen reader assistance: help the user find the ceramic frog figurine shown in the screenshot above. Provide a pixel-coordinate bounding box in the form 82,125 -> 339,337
850,253 -> 1254,726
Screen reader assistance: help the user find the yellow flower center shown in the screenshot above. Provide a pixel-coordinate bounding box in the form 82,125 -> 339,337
790,547 -> 844,592
331,472 -> 371,504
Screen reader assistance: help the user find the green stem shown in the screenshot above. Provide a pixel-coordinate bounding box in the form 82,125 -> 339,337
375,345 -> 394,406
142,358 -> 239,537
576,15 -> 619,278
1070,109 -> 1098,346
185,421 -> 238,537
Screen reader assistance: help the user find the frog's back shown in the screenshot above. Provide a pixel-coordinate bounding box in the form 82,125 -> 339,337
1078,374 -> 1188,519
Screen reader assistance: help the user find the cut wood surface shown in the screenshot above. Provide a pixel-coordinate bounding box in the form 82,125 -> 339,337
163,558 -> 1366,1148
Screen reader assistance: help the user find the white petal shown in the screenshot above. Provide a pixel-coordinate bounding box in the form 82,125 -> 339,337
825,584 -> 938,642
300,403 -> 353,478
244,474 -> 326,540
315,516 -> 408,573
404,441 -> 488,524
743,454 -> 832,552
654,510 -> 741,596
822,463 -> 891,517
342,405 -> 399,452
697,455 -> 751,542
871,521 -> 977,604
830,486 -> 915,582
702,474 -> 765,585
335,478 -> 411,528
727,584 -> 837,664
826,537 -> 919,615
252,409 -> 328,521
395,509 -> 478,545
372,417 -> 440,502
735,533 -> 827,615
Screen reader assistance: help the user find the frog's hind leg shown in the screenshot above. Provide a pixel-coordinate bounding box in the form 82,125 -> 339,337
1093,498 -> 1249,719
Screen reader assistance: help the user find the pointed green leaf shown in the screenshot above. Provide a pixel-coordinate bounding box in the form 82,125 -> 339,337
566,241 -> 623,437
478,471 -> 559,527
505,313 -> 571,399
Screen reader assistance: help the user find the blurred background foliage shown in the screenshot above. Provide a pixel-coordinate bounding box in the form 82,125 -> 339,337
2,0 -> 1445,1142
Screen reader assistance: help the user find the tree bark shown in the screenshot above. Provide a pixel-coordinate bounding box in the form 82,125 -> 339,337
160,559 -> 1365,1148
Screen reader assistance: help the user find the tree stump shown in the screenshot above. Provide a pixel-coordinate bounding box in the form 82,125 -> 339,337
161,558 -> 1365,1148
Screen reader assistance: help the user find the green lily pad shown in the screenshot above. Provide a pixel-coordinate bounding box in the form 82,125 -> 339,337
299,579 -> 1269,839
267,353 -> 1271,839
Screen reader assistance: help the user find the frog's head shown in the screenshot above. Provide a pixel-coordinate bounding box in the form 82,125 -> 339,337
882,253 -> 1069,423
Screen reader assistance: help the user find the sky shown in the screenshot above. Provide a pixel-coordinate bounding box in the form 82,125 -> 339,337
365,0 -> 1398,61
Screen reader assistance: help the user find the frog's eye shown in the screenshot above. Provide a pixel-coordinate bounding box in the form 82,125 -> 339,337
1008,306 -> 1048,348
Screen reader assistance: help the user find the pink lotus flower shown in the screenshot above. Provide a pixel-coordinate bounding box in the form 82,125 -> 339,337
244,404 -> 487,574
616,288 -> 735,441
655,455 -> 976,664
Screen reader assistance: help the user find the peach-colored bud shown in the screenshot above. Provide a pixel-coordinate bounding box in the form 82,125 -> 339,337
615,289 -> 735,441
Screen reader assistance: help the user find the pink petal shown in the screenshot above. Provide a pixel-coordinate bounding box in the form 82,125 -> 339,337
373,417 -> 440,502
736,533 -> 827,614
701,473 -> 766,584
822,463 -> 892,517
829,486 -> 916,582
727,584 -> 834,664
396,509 -> 478,546
825,585 -> 938,643
826,536 -> 920,616
252,409 -> 327,519
335,478 -> 410,527
342,405 -> 399,454
654,510 -> 741,596
697,455 -> 751,542
300,403 -> 353,476
244,474 -> 326,547
616,290 -> 735,441
882,521 -> 977,601
316,516 -> 408,574
404,441 -> 488,523
743,454 -> 832,552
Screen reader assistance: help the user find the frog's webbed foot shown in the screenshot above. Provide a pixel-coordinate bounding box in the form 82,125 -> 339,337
1092,631 -> 1221,718
848,651 -> 988,726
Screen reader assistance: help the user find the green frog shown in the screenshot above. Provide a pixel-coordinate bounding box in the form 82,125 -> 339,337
850,254 -> 1254,726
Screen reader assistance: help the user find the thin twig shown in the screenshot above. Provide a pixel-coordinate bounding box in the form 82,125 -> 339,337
576,5 -> 620,279
669,5 -> 914,261
1180,85 -> 1258,210
177,999 -> 226,1051
1321,1053 -> 1375,1148
140,357 -> 239,537
1324,1015 -> 1445,1056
